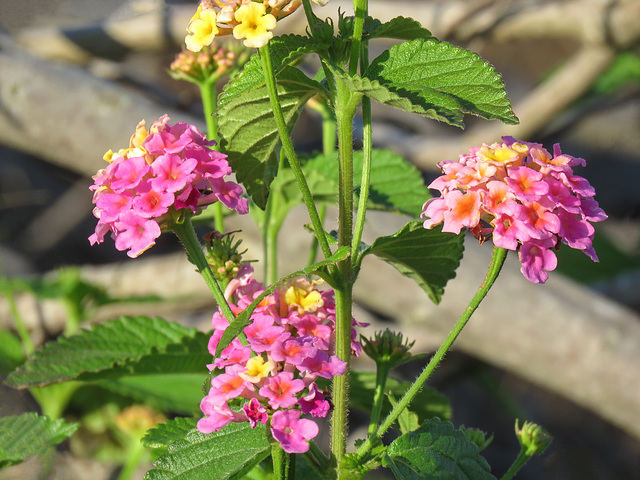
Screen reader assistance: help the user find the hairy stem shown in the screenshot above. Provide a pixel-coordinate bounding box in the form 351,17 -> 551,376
355,246 -> 509,461
259,45 -> 334,263
172,216 -> 236,323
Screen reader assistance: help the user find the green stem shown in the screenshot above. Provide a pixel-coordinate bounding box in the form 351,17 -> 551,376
117,439 -> 146,480
355,246 -> 509,461
307,205 -> 326,268
171,216 -> 236,323
198,77 -> 225,233
351,38 -> 371,264
271,442 -> 295,480
5,289 -> 34,356
348,0 -> 367,76
367,362 -> 391,436
305,439 -> 331,473
301,0 -> 320,29
500,447 -> 531,480
330,82 -> 360,471
259,44 -> 333,263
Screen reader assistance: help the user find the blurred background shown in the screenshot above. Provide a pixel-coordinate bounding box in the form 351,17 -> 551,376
0,0 -> 639,478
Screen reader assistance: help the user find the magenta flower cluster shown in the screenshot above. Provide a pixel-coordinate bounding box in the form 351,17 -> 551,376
89,115 -> 249,257
422,137 -> 607,283
198,265 -> 364,453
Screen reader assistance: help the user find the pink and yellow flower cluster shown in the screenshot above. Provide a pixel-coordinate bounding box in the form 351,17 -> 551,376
89,115 -> 248,258
185,0 -> 304,51
421,137 -> 607,283
198,265 -> 364,453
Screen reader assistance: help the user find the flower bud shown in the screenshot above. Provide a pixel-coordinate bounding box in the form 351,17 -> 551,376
515,420 -> 552,456
361,329 -> 415,368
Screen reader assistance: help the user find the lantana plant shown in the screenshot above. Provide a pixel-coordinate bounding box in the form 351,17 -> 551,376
4,0 -> 607,479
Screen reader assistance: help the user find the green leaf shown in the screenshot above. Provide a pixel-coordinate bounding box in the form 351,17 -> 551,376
6,316 -> 199,388
349,370 -> 451,424
100,373 -> 206,414
142,417 -> 199,449
216,247 -> 351,356
218,65 -> 325,209
0,413 -> 79,470
325,63 -> 455,124
365,38 -> 519,127
144,422 -> 270,480
383,418 -> 496,480
364,16 -> 432,40
362,222 -> 464,304
0,329 -> 25,373
306,149 -> 430,217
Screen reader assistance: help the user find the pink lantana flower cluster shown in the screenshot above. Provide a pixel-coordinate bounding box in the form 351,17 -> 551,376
198,265 -> 365,453
421,137 -> 607,283
89,115 -> 248,258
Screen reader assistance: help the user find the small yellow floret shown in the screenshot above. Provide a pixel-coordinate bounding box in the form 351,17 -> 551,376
240,356 -> 275,383
233,3 -> 276,48
478,144 -> 525,164
282,278 -> 324,315
185,6 -> 219,53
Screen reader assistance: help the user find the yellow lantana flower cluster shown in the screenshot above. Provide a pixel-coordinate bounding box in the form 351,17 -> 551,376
185,0 -> 305,51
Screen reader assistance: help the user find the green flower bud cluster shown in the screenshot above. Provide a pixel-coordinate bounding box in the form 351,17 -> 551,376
203,230 -> 249,289
361,329 -> 415,368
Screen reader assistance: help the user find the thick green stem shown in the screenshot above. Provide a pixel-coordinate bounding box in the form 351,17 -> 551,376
271,442 -> 295,480
367,362 -> 391,436
198,77 -> 225,233
172,216 -> 236,324
348,0 -> 367,76
259,45 -> 333,263
355,247 -> 509,461
330,81 -> 361,474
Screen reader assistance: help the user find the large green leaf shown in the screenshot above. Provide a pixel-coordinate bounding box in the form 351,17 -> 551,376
144,422 -> 270,480
362,222 -> 464,304
383,418 -> 496,480
305,149 -> 430,217
364,16 -> 432,40
6,316 -> 200,388
364,38 -> 519,127
349,371 -> 451,424
0,413 -> 79,470
325,63 -> 455,124
142,417 -> 199,449
218,65 -> 325,209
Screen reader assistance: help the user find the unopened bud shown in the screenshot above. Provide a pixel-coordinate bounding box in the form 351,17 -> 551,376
361,330 -> 415,368
515,420 -> 552,456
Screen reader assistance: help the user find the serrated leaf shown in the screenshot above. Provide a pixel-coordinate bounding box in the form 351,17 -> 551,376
142,417 -> 199,449
306,149 -> 430,217
365,38 -> 519,127
349,371 -> 451,424
365,16 -> 432,40
6,316 -> 198,388
0,413 -> 79,470
216,247 -> 351,356
325,62 -> 456,124
383,418 -> 496,480
218,66 -> 325,209
144,423 -> 270,480
362,222 -> 464,304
